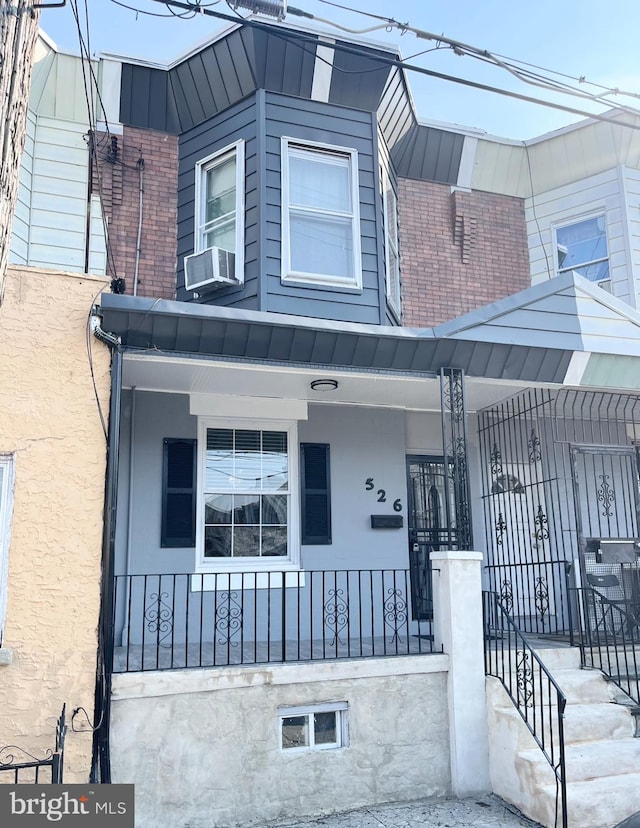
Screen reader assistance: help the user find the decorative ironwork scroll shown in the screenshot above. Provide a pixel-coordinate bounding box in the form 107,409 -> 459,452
215,591 -> 243,646
495,512 -> 507,545
597,474 -> 615,517
324,588 -> 348,646
516,650 -> 534,708
490,442 -> 503,477
500,580 -> 514,615
144,591 -> 174,646
534,576 -> 549,621
534,504 -> 549,541
383,588 -> 407,644
440,367 -> 472,550
528,428 -> 542,463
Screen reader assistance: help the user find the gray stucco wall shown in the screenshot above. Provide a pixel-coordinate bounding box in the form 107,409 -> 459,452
110,658 -> 450,827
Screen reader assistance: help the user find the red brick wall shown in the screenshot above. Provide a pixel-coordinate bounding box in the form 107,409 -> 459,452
92,126 -> 178,300
398,178 -> 530,327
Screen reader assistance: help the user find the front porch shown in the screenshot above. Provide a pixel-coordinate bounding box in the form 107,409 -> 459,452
112,567 -> 437,672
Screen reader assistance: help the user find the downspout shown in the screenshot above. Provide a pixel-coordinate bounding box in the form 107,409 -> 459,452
133,157 -> 144,296
91,322 -> 122,783
121,386 -> 136,646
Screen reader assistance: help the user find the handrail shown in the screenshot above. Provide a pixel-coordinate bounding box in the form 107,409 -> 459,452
571,585 -> 640,707
483,591 -> 567,828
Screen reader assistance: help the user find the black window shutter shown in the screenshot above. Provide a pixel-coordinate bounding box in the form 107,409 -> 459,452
161,438 -> 196,548
301,443 -> 331,545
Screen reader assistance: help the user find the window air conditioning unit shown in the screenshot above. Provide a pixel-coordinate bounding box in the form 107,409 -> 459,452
184,247 -> 239,292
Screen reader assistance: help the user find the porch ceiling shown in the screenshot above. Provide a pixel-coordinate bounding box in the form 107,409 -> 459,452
120,353 -> 532,412
99,294 -> 573,388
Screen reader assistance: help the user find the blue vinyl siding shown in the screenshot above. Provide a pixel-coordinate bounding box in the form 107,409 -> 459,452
177,94 -> 260,308
263,93 -> 384,324
176,91 -> 395,322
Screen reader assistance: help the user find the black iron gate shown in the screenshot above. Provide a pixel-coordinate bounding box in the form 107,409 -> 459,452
407,457 -> 454,620
0,705 -> 66,783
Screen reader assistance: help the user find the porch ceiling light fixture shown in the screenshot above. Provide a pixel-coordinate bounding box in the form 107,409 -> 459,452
231,0 -> 287,19
310,378 -> 339,392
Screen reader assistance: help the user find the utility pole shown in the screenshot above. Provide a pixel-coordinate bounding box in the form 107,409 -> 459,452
0,0 -> 41,303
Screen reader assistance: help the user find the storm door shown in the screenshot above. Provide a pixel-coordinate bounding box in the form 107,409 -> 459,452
406,457 -> 453,621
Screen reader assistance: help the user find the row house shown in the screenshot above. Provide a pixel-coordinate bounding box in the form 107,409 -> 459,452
5,18 -> 640,828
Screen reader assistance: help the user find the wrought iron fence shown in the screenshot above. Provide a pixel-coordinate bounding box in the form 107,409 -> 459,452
483,592 -> 567,828
113,569 -> 440,672
0,705 -> 66,783
484,559 -> 573,636
570,585 -> 640,707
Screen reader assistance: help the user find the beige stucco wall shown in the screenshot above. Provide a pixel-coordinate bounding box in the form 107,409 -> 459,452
0,265 -> 110,781
111,656 -> 451,827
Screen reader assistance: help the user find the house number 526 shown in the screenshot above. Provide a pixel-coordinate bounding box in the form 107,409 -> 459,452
364,478 -> 402,512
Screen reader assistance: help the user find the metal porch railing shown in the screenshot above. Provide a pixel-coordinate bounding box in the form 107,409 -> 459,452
0,705 -> 67,783
484,591 -> 568,828
113,568 -> 440,672
570,584 -> 640,708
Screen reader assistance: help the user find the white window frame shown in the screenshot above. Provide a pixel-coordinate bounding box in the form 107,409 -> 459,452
553,212 -> 609,283
281,137 -> 362,289
193,140 -> 245,284
195,419 -> 300,574
381,166 -> 401,316
279,701 -> 349,752
0,454 -> 16,646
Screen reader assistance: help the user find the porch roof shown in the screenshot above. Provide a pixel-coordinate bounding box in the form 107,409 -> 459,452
98,293 -> 572,384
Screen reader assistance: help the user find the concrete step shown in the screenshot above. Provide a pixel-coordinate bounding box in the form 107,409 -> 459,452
533,646 -> 582,671
517,737 -> 640,788
493,700 -> 634,749
535,772 -> 640,828
492,666 -> 613,707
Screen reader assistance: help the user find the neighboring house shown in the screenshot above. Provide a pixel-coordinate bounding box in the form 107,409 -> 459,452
0,264 -> 110,782
7,18 -> 640,828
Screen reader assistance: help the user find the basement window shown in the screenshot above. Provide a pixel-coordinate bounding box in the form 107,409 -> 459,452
280,702 -> 349,751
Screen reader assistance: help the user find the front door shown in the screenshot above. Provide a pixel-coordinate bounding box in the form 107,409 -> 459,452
406,457 -> 452,621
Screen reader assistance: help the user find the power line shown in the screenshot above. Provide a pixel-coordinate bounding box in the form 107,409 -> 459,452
136,0 -> 640,133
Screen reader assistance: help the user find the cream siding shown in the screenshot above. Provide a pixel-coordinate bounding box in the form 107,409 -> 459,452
88,194 -> 108,275
27,117 -> 90,271
622,166 -> 640,306
8,111 -> 36,266
525,169 -> 630,302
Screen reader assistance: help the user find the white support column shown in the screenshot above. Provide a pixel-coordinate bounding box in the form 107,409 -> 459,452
431,549 -> 490,796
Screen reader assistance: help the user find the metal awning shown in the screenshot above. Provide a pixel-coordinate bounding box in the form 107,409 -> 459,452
99,294 -> 573,384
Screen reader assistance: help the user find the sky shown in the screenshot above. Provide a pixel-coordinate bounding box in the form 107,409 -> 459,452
40,0 -> 640,140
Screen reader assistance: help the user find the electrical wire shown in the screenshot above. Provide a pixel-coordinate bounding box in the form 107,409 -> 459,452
139,0 -> 640,132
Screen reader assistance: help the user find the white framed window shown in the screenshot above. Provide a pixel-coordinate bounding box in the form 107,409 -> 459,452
195,420 -> 300,573
0,454 -> 16,646
280,702 -> 349,751
554,214 -> 609,283
193,140 -> 245,282
281,138 -> 362,288
382,167 -> 401,314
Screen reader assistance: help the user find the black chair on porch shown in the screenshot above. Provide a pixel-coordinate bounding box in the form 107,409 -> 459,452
586,572 -> 640,639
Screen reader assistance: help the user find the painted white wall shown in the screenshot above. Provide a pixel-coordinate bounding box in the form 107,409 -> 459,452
110,656 -> 450,827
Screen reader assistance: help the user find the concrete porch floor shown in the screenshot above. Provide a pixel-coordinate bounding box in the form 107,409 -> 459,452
112,633 -> 437,671
270,795 -> 541,827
